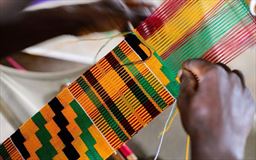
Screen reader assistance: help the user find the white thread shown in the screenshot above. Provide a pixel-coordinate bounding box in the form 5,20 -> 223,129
94,38 -> 114,63
250,0 -> 256,16
154,101 -> 177,160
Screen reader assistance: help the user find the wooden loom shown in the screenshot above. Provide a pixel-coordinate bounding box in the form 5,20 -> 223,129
1,0 -> 256,159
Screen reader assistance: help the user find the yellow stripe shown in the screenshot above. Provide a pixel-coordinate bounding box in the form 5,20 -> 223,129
62,105 -> 82,137
72,138 -> 89,160
146,55 -> 170,86
185,136 -> 191,160
114,50 -> 163,113
77,92 -> 96,115
53,152 -> 68,160
40,104 -> 55,121
144,0 -> 221,56
82,76 -> 132,140
20,119 -> 41,160
41,106 -> 65,153
56,87 -> 91,159
88,126 -> 114,159
46,121 -> 64,153
57,88 -> 74,106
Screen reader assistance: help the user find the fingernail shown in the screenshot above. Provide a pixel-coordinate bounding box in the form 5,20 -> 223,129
177,69 -> 183,79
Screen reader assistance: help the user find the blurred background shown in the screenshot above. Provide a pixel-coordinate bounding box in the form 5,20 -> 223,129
0,0 -> 255,159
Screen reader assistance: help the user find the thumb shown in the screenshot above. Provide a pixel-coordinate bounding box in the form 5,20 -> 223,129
178,69 -> 198,112
180,69 -> 198,93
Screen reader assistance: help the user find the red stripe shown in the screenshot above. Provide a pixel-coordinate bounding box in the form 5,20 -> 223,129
137,0 -> 187,39
203,21 -> 256,64
160,0 -> 224,60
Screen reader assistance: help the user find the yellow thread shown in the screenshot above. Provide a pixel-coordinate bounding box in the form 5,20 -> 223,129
159,109 -> 178,137
185,135 -> 190,160
145,0 -> 221,56
133,30 -> 157,52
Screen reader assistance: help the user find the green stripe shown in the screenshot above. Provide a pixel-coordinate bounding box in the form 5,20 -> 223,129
240,0 -> 249,10
0,143 -> 11,160
153,52 -> 180,98
70,100 -> 103,160
76,77 -> 128,142
165,1 -> 248,72
165,81 -> 180,99
77,78 -> 126,138
163,1 -> 249,97
114,47 -> 167,110
32,113 -> 57,159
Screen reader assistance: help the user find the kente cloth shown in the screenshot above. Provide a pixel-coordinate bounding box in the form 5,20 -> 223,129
1,0 -> 256,159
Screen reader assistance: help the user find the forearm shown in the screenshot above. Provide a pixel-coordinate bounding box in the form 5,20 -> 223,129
0,6 -> 87,56
0,2 -> 118,56
0,0 -> 150,56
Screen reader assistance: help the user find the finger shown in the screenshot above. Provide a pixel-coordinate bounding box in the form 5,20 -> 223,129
121,10 -> 150,32
180,69 -> 199,93
127,6 -> 152,28
182,59 -> 213,80
216,63 -> 232,72
232,69 -> 245,88
103,0 -> 152,31
178,69 -> 198,112
128,12 -> 149,29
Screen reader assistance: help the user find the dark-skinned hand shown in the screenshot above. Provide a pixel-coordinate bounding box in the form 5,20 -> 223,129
178,59 -> 255,160
0,0 -> 154,56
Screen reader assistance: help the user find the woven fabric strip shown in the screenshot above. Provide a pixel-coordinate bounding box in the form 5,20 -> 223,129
135,0 -> 256,97
0,35 -> 175,160
1,0 -> 256,159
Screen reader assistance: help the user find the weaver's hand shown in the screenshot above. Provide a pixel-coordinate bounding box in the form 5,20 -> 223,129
52,0 -> 154,33
177,59 -> 255,160
87,0 -> 154,32
0,0 -> 154,55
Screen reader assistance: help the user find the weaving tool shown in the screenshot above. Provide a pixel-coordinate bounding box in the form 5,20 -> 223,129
1,0 -> 256,159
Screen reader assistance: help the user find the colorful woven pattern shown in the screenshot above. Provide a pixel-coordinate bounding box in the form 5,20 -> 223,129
68,34 -> 175,150
0,34 -> 175,159
135,0 -> 256,96
1,88 -> 115,160
1,0 -> 256,159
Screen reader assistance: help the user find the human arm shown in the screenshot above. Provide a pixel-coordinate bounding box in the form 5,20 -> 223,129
0,0 -> 153,56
